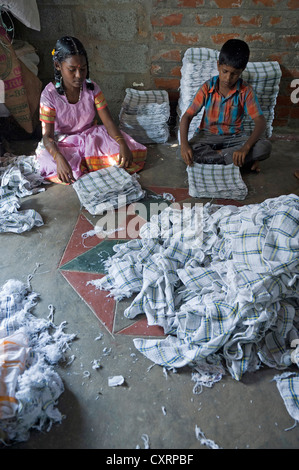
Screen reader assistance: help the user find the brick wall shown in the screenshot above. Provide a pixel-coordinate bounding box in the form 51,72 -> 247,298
15,0 -> 299,134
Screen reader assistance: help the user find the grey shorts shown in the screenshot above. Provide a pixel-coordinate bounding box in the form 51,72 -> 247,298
189,132 -> 272,165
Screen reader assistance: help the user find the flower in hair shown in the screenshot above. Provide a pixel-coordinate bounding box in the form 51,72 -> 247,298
52,49 -> 56,56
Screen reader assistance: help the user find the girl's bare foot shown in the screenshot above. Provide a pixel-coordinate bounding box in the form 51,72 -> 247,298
251,161 -> 260,173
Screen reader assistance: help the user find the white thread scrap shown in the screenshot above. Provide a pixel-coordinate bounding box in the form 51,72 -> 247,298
102,347 -> 112,356
108,375 -> 125,387
136,433 -> 150,449
82,227 -> 125,240
195,425 -> 222,449
191,364 -> 224,395
162,192 -> 176,202
91,359 -> 101,370
66,354 -> 75,366
94,334 -> 103,341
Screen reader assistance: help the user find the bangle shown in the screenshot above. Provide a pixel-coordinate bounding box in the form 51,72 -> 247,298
114,135 -> 124,142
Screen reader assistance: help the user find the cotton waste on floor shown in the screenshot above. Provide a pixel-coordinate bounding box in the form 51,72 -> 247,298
0,154 -> 45,234
0,279 -> 76,444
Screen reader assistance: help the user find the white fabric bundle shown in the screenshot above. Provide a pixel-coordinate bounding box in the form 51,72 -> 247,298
0,154 -> 44,234
0,279 -> 76,444
119,88 -> 170,144
177,47 -> 281,141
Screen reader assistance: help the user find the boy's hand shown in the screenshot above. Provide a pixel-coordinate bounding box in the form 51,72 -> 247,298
233,145 -> 249,167
181,142 -> 193,166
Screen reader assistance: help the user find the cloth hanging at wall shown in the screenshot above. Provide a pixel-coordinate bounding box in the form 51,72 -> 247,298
119,88 -> 170,144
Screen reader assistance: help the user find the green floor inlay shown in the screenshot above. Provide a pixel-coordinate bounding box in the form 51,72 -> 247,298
60,239 -> 129,274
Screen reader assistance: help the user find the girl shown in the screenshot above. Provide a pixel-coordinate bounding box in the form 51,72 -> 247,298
37,36 -> 147,184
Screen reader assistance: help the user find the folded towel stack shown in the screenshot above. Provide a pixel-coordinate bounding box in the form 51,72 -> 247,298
73,166 -> 145,215
119,88 -> 170,144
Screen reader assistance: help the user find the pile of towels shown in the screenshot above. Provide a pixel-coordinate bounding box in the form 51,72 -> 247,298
73,166 -> 145,215
119,88 -> 170,144
91,194 -> 299,383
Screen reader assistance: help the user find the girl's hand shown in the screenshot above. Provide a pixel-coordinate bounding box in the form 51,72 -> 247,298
118,142 -> 133,169
56,154 -> 76,184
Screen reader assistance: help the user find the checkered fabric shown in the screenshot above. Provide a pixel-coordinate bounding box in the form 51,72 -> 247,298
187,163 -> 248,200
73,166 -> 145,215
0,154 -> 45,197
0,188 -> 43,234
95,194 -> 299,381
119,88 -> 170,144
274,372 -> 299,424
121,88 -> 170,110
0,154 -> 44,233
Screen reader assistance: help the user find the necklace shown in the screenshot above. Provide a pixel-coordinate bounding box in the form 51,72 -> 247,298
64,86 -> 82,104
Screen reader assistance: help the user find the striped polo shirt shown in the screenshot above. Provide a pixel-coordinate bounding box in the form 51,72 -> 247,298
186,75 -> 263,136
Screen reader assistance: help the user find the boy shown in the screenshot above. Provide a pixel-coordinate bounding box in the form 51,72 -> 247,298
180,39 -> 271,172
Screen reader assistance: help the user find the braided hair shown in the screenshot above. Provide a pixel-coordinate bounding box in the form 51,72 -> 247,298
52,36 -> 94,95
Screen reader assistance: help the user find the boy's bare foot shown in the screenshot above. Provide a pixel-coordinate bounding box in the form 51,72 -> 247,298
250,161 -> 260,173
294,170 -> 299,179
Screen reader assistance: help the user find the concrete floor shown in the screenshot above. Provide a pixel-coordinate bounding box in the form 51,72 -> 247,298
2,135 -> 299,450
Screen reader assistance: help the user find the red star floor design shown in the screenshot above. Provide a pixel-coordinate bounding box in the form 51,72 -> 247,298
59,186 -> 190,336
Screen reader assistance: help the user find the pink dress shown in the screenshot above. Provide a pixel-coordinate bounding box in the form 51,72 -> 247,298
37,81 -> 147,183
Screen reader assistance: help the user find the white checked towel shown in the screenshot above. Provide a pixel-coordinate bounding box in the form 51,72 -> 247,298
73,166 -> 145,215
187,163 -> 248,200
273,372 -> 299,425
